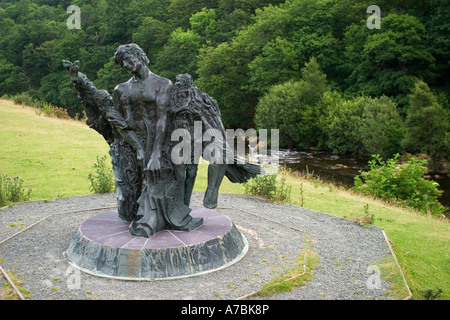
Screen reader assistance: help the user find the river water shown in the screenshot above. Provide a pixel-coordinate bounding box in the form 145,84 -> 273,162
275,149 -> 450,210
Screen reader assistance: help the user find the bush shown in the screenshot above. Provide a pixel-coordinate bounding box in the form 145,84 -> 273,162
358,96 -> 405,158
404,80 -> 449,159
255,57 -> 328,149
0,173 -> 32,207
244,172 -> 292,203
324,95 -> 365,155
87,155 -> 114,194
12,92 -> 35,106
354,154 -> 446,216
11,93 -> 71,120
324,95 -> 405,157
40,102 -> 71,120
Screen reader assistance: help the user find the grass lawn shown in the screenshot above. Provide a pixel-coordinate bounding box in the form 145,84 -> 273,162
1,99 -> 448,299
0,99 -> 110,200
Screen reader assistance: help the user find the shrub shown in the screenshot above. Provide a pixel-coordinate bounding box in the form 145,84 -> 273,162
358,96 -> 405,158
12,92 -> 35,106
354,154 -> 446,216
324,95 -> 405,157
404,80 -> 449,159
255,57 -> 328,149
41,103 -> 71,120
87,155 -> 114,194
324,96 -> 365,155
11,94 -> 71,120
0,173 -> 32,207
244,172 -> 292,203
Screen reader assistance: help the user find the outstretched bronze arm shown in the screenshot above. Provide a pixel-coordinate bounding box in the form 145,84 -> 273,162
62,59 -> 143,155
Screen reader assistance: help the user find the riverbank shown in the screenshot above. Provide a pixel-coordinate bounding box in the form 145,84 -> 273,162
277,149 -> 450,211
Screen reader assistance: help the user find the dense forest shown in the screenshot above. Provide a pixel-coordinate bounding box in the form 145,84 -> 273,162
0,0 -> 449,168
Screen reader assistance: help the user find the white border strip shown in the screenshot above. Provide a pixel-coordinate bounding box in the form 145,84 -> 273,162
0,264 -> 25,300
381,230 -> 413,300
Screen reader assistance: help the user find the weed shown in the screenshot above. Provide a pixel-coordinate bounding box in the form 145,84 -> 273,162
87,155 -> 114,194
0,173 -> 32,207
244,172 -> 292,203
421,288 -> 443,300
299,183 -> 304,207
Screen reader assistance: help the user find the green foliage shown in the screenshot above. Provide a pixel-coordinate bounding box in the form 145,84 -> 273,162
255,57 -> 328,148
132,17 -> 171,59
344,13 -> 435,110
244,172 -> 291,203
244,174 -> 276,197
421,288 -> 443,300
324,95 -> 405,157
11,92 -> 72,119
323,95 -> 365,155
0,0 -> 448,164
404,80 -> 449,159
153,28 -> 203,80
0,173 -> 32,207
358,96 -> 405,158
87,155 -> 114,194
354,154 -> 446,216
11,92 -> 35,106
197,42 -> 257,128
95,57 -> 130,95
249,37 -> 300,94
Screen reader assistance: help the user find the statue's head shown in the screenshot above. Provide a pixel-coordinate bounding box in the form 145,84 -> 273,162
114,43 -> 150,72
175,74 -> 193,89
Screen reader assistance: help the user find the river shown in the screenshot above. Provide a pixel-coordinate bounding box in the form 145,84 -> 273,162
275,149 -> 450,210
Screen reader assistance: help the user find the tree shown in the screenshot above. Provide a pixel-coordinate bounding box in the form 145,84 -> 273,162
324,95 -> 405,157
254,57 -> 328,149
423,2 -> 450,96
359,96 -> 405,158
0,53 -> 27,94
95,57 -> 130,95
152,28 -> 203,81
168,0 -> 219,29
404,80 -> 449,159
197,42 -> 257,128
344,14 -> 435,112
196,1 -> 293,128
132,17 -> 172,59
324,96 -> 365,155
249,37 -> 300,94
189,7 -> 218,38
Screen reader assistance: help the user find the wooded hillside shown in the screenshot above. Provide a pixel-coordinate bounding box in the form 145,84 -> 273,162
0,0 -> 448,162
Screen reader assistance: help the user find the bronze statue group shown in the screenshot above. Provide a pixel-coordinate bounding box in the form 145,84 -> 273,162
63,43 -> 262,238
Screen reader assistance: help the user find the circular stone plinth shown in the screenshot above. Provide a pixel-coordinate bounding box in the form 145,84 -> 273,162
64,207 -> 248,280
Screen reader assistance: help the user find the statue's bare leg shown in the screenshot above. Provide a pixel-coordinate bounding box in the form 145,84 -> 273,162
204,163 -> 227,209
184,164 -> 198,207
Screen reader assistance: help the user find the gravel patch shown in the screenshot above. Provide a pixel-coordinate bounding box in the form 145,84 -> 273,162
0,192 -> 404,300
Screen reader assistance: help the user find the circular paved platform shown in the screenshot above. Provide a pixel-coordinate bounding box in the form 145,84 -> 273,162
64,207 -> 248,280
